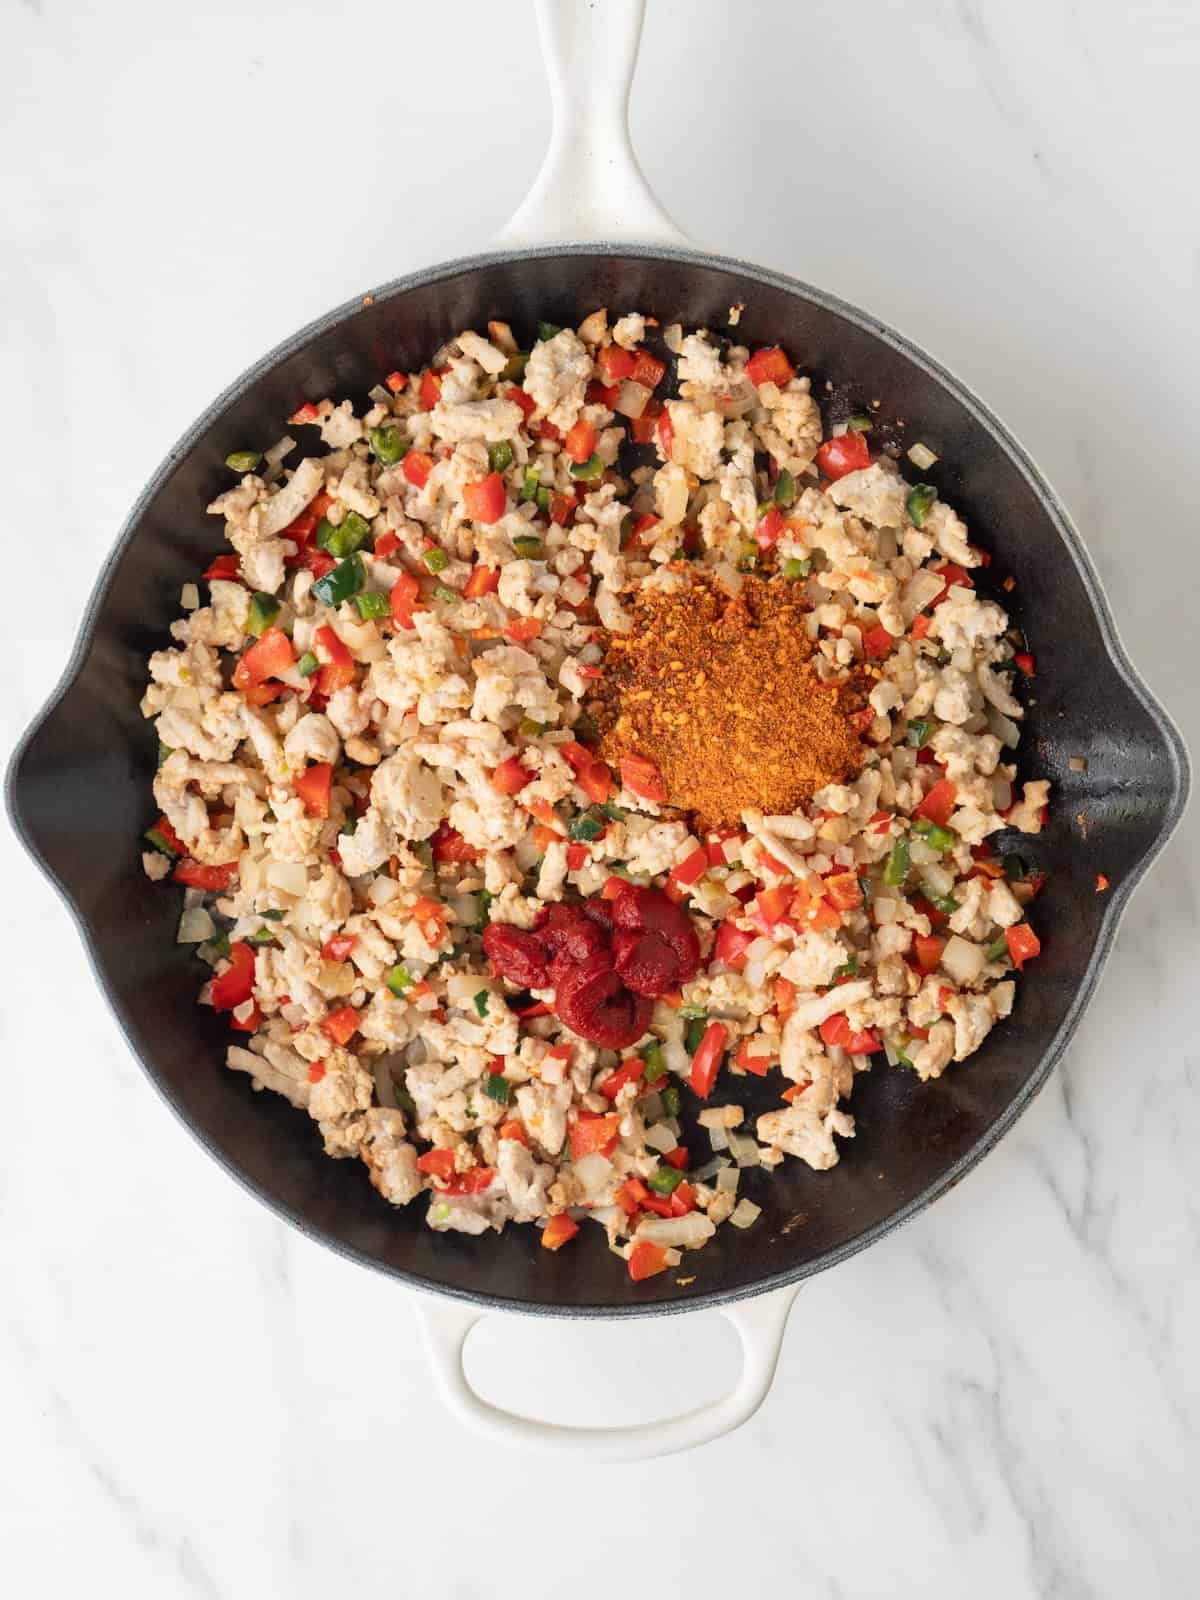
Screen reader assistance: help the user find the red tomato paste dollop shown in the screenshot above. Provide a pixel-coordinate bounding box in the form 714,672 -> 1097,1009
482,885 -> 700,1049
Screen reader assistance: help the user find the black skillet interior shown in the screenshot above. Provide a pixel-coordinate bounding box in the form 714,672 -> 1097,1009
7,247 -> 1188,1317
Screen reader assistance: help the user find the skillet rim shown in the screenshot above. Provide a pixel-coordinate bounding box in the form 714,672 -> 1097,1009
6,242 -> 1191,1319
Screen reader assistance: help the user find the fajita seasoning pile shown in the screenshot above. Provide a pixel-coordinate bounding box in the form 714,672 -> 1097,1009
593,570 -> 869,827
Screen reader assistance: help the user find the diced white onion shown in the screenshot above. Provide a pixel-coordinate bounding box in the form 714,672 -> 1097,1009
990,774 -> 1013,811
644,1123 -> 678,1155
708,1126 -> 730,1153
266,859 -> 309,896
690,1156 -> 732,1184
635,1212 -> 715,1249
908,441 -> 938,470
942,935 -> 986,985
449,893 -> 478,926
729,1198 -> 762,1229
368,875 -> 400,906
374,1057 -> 398,1108
922,862 -> 955,899
177,906 -> 215,944
662,323 -> 683,354
662,471 -> 689,525
986,705 -> 1022,749
639,1091 -> 663,1123
615,380 -> 652,419
883,1038 -> 900,1067
715,1166 -> 741,1193
573,1153 -> 614,1198
728,1131 -> 761,1168
180,582 -> 199,611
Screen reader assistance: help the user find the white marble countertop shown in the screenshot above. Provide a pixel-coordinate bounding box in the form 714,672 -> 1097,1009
3,1 -> 1198,1594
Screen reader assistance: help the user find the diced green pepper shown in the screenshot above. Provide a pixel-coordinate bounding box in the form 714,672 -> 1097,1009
339,817 -> 357,836
678,1004 -> 707,1019
473,990 -> 490,1018
487,440 -> 514,473
474,889 -> 494,931
847,413 -> 874,433
369,424 -> 407,464
501,352 -> 528,382
832,958 -> 859,980
774,468 -> 798,508
569,453 -> 605,482
225,450 -> 262,473
392,1086 -> 416,1114
297,650 -> 319,677
986,937 -> 1010,962
895,1039 -> 915,1068
858,874 -> 872,906
685,1016 -> 708,1054
318,511 -> 371,559
782,557 -> 812,579
905,718 -> 933,748
535,486 -> 551,512
642,1041 -> 667,1082
412,840 -> 434,868
484,1072 -> 510,1104
567,808 -> 605,842
259,908 -> 284,921
600,801 -> 627,822
157,741 -> 173,766
519,468 -> 541,503
906,483 -> 937,529
537,321 -> 563,342
249,926 -> 276,944
386,964 -> 413,995
518,717 -> 545,736
883,836 -> 911,887
354,590 -> 391,621
246,592 -> 280,636
421,545 -> 448,574
913,818 -> 957,852
648,1165 -> 684,1195
209,931 -> 232,958
310,552 -> 365,607
921,881 -> 960,915
432,585 -> 459,605
660,1086 -> 682,1119
143,826 -> 177,857
512,535 -> 544,558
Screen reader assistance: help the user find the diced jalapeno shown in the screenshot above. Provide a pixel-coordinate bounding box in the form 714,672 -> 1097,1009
535,486 -> 551,512
782,557 -> 812,579
921,881 -> 959,915
297,650 -> 319,677
906,484 -> 937,529
484,1072 -> 510,1103
569,453 -> 604,482
310,552 -> 365,607
432,585 -> 458,605
832,958 -> 859,979
318,511 -> 370,559
685,1016 -> 708,1054
368,424 -> 407,464
225,450 -> 261,473
648,1165 -> 684,1195
537,321 -> 563,342
600,801 -> 627,822
354,590 -> 391,621
660,1085 -> 682,1119
386,964 -> 413,995
905,718 -> 933,748
883,836 -> 911,887
642,1041 -> 667,1082
986,937 -> 1010,962
473,990 -> 490,1018
913,818 -> 957,852
143,826 -> 177,857
512,535 -> 544,558
519,468 -> 541,503
774,468 -> 798,508
423,546 -> 449,573
246,592 -> 281,636
487,440 -> 514,473
567,808 -> 605,842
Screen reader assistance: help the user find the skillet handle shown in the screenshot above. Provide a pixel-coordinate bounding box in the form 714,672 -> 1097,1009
494,0 -> 689,248
415,1284 -> 798,1461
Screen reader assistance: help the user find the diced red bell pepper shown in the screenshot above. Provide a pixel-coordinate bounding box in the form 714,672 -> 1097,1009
491,756 -> 532,795
601,1056 -> 645,1101
230,1002 -> 262,1033
320,935 -> 357,964
754,505 -> 785,550
504,616 -> 542,644
663,1147 -> 690,1171
911,612 -> 933,641
508,385 -> 537,422
735,1041 -> 772,1077
564,418 -> 597,465
550,492 -> 577,527
630,348 -> 665,389
566,842 -> 590,872
914,934 -> 945,973
570,1112 -> 622,1160
619,753 -> 668,803
204,553 -> 242,583
430,821 -> 477,863
747,346 -> 795,388
289,402 -> 319,425
669,846 -> 708,889
863,623 -> 898,660
498,1119 -> 529,1146
402,450 -> 434,489
312,624 -> 356,695
714,920 -> 755,968
373,531 -> 401,561
930,563 -> 974,607
151,814 -> 184,854
211,940 -> 256,1011
747,885 -> 792,932
233,626 -> 294,690
1014,651 -> 1036,677
614,1176 -> 650,1216
417,368 -> 443,410
417,1149 -> 456,1182
463,471 -> 506,524
294,762 -> 333,818
173,858 -> 237,891
241,681 -> 286,708
445,1167 -> 495,1196
389,573 -> 423,631
412,895 -> 448,948
561,742 -> 613,805
628,1240 -> 669,1282
597,345 -> 636,383
814,430 -> 871,480
463,564 -> 501,599
541,1214 -> 580,1251
1006,923 -> 1041,970
385,370 -> 407,394
655,409 -> 675,460
913,778 -> 957,827
628,512 -> 661,547
321,1004 -> 359,1046
818,1012 -> 883,1054
688,1021 -> 728,1099
774,977 -> 797,1020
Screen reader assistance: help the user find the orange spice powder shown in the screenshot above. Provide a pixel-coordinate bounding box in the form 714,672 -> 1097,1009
592,571 -> 868,829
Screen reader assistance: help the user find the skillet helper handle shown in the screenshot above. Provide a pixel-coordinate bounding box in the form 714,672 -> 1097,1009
416,1284 -> 798,1461
495,0 -> 689,247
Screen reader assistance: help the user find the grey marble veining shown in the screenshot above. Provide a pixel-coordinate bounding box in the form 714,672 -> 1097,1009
2,1 -> 1197,1596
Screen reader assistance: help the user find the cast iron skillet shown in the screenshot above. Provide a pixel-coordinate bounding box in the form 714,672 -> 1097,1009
6,1 -> 1189,1456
